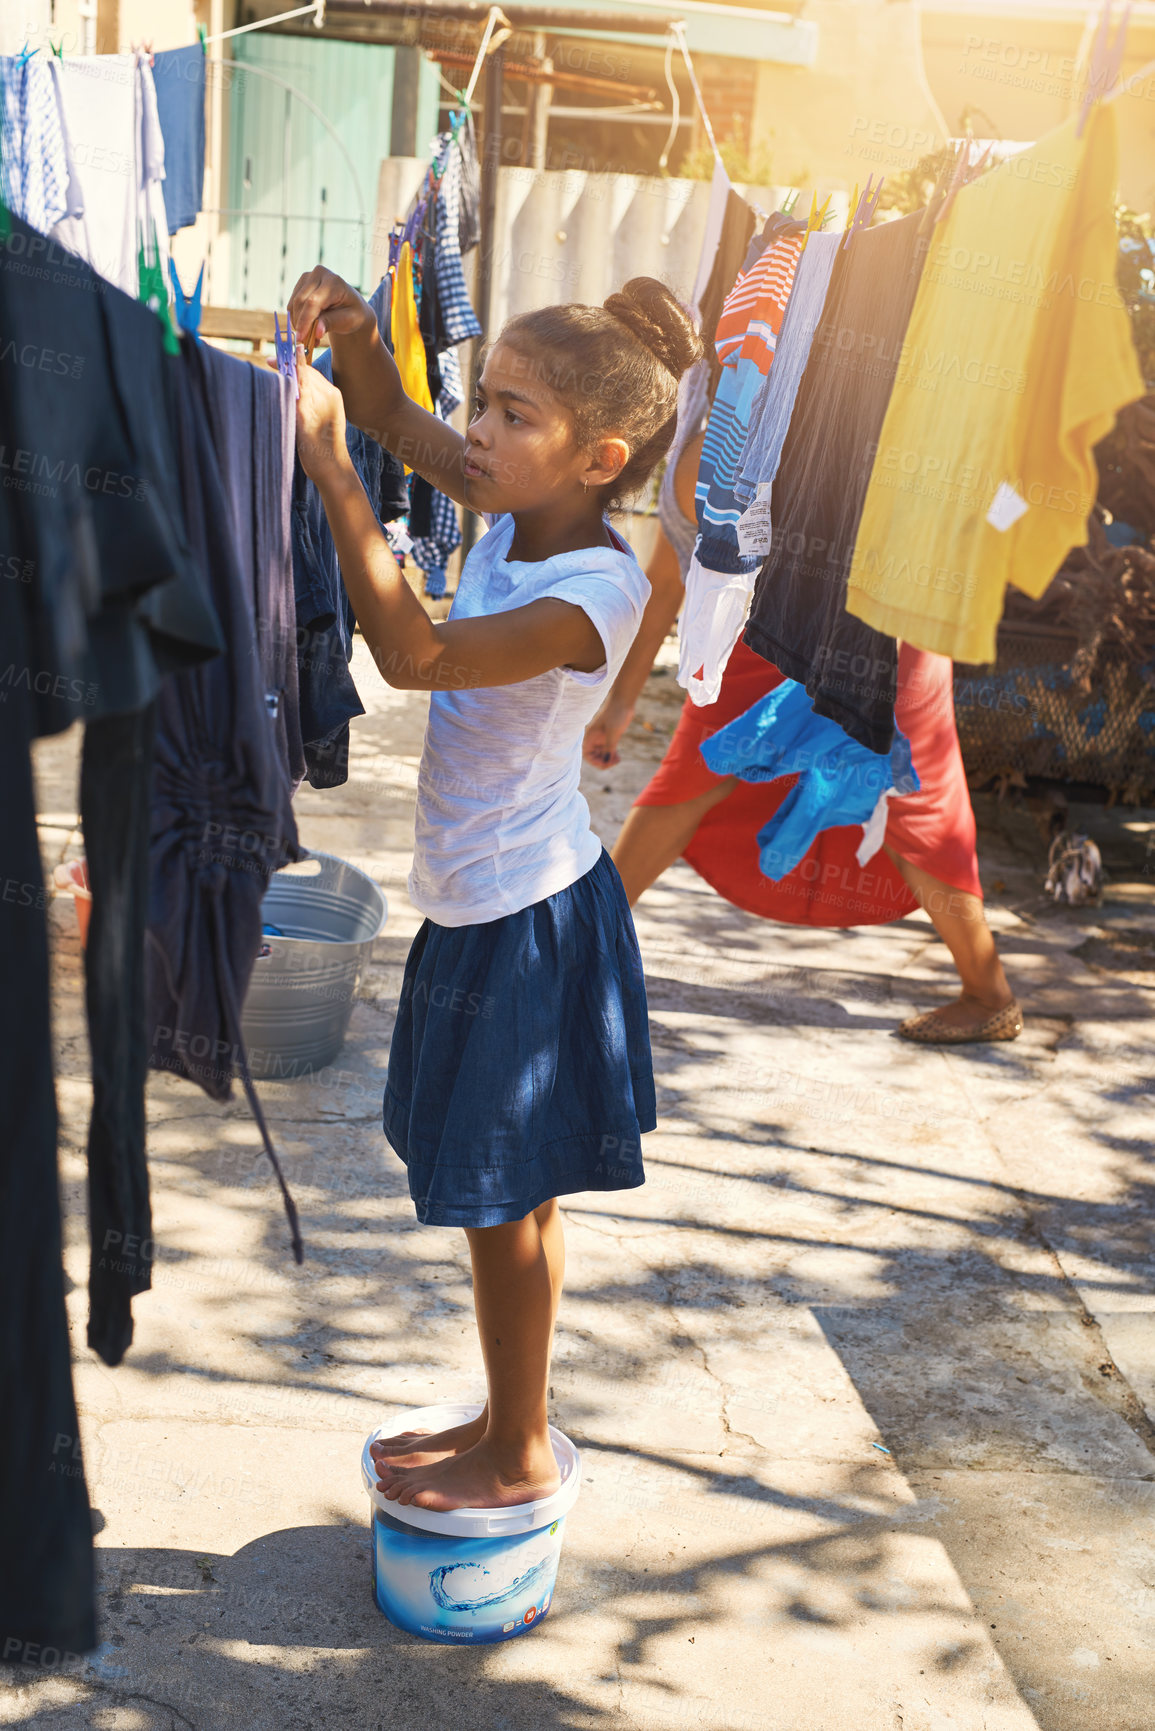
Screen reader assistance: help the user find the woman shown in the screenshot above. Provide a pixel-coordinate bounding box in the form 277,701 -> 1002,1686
585,428 -> 1022,1044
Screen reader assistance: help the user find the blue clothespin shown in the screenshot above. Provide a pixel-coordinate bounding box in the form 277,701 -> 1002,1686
16,43 -> 36,68
169,259 -> 204,340
272,311 -> 299,399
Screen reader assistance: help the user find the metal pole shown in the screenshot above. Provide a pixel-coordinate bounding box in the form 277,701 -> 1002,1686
528,30 -> 552,171
460,43 -> 505,564
479,43 -> 504,338
323,0 -> 677,33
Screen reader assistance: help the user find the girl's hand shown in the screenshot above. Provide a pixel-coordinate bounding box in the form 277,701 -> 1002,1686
293,349 -> 351,482
287,265 -> 376,350
583,696 -> 635,768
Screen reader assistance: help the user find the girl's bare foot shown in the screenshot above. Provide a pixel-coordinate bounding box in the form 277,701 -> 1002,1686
371,1408 -> 488,1479
381,1434 -> 560,1512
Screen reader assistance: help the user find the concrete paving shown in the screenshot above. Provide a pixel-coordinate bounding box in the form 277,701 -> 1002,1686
5,632 -> 1155,1731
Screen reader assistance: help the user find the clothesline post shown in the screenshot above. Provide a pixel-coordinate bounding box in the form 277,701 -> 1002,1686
478,43 -> 505,338
459,39 -> 506,561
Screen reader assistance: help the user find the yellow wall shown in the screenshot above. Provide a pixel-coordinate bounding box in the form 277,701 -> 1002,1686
750,0 -> 950,198
923,3 -> 1155,212
749,0 -> 1154,214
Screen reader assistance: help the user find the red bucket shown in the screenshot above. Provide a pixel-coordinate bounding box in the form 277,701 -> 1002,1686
53,860 -> 92,947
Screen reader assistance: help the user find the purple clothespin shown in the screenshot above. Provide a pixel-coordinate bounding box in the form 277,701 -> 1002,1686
272,311 -> 298,399
1078,0 -> 1131,136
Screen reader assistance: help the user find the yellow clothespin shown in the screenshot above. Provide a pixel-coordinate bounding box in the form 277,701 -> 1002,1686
799,191 -> 833,255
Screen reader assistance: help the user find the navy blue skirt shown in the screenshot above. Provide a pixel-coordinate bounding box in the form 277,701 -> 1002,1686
383,850 -> 655,1227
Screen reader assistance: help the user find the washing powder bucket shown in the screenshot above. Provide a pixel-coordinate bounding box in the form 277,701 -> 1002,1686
361,1403 -> 582,1644
240,853 -> 387,1080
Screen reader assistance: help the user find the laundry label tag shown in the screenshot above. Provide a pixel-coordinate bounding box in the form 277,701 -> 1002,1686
985,481 -> 1029,533
737,488 -> 773,559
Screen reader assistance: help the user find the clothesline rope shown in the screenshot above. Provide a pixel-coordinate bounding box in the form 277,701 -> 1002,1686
203,2 -> 325,46
670,21 -> 722,170
658,30 -> 681,171
463,8 -> 512,108
1104,52 -> 1155,101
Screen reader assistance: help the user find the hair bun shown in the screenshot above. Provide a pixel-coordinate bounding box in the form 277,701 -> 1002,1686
603,277 -> 702,381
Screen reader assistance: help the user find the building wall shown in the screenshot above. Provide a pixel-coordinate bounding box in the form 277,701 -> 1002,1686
749,0 -> 950,197
221,32 -> 440,307
922,3 -> 1155,213
748,0 -> 1154,214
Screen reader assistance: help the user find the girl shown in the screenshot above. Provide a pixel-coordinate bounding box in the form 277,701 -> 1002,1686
286,266 -> 702,1511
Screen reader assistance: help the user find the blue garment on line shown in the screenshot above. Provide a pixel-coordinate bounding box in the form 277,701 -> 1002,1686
700,679 -> 919,881
406,134 -> 482,592
734,228 -> 840,510
0,54 -> 70,233
152,45 -> 205,235
433,128 -> 483,346
694,213 -> 805,575
290,283 -> 410,786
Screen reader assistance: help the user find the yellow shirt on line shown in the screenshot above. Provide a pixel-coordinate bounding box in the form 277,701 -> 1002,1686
391,239 -> 434,432
845,106 -> 1145,666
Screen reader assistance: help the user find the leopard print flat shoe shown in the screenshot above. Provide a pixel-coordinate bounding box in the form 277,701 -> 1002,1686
896,999 -> 1024,1045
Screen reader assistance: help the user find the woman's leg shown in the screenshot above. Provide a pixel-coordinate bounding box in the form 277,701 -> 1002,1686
612,779 -> 738,906
885,847 -> 1018,1036
378,1205 -> 563,1510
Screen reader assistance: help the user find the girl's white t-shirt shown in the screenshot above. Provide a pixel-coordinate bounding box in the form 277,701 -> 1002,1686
409,514 -> 649,927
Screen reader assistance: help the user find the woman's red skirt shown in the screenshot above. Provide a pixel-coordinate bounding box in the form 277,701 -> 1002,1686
635,640 -> 981,927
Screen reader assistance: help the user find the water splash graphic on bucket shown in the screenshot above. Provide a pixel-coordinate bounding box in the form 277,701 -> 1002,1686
429,1548 -> 555,1613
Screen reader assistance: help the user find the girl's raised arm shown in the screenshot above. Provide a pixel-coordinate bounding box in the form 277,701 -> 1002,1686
287,266 -> 471,508
294,356 -> 605,692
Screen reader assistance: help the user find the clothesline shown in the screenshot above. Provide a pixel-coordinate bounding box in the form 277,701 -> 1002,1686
1104,53 -> 1155,101
203,2 -> 327,45
669,23 -> 721,169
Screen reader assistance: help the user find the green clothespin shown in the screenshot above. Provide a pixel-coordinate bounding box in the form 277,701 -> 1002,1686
198,23 -> 207,52
138,232 -> 180,356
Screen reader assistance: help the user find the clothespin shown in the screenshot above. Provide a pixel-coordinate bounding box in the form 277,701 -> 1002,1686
843,175 -> 883,248
781,187 -> 800,217
941,142 -> 993,223
1078,0 -> 1132,136
49,39 -> 63,60
273,312 -> 299,399
197,23 -> 207,51
799,191 -> 833,255
935,144 -> 971,227
15,43 -> 36,68
138,234 -> 179,356
169,259 -> 204,340
919,147 -> 955,234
